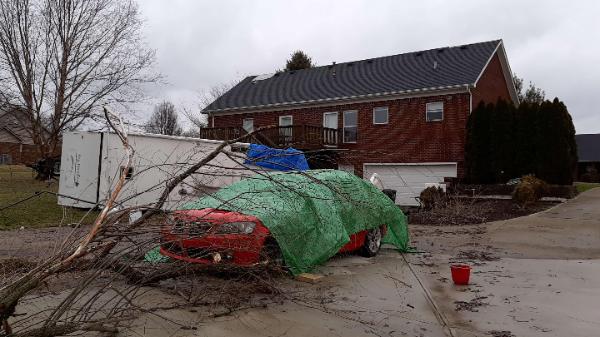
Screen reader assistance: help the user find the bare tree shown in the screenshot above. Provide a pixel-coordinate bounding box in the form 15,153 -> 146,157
145,101 -> 182,136
0,0 -> 156,177
513,73 -> 545,104
184,81 -> 239,131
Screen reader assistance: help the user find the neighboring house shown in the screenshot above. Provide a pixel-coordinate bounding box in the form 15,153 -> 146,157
575,134 -> 600,182
0,107 -> 39,165
200,40 -> 518,205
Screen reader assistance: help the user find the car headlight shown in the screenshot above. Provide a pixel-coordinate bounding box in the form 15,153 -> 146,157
214,222 -> 256,234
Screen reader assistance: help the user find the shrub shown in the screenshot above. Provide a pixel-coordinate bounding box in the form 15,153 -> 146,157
512,175 -> 548,206
419,186 -> 446,209
581,166 -> 600,183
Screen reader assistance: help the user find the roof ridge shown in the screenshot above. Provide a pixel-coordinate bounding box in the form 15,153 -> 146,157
254,39 -> 502,77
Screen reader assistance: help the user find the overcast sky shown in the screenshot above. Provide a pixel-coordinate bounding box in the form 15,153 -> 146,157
137,0 -> 600,134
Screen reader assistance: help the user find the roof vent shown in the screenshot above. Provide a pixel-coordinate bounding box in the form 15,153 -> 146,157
437,48 -> 445,53
347,62 -> 354,67
433,61 -> 438,69
460,45 -> 467,50
415,52 -> 423,57
366,59 -> 373,64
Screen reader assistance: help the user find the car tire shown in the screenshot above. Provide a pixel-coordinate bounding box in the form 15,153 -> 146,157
360,226 -> 383,257
262,238 -> 284,267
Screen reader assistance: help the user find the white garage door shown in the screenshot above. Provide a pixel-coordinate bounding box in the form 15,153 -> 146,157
363,163 -> 457,206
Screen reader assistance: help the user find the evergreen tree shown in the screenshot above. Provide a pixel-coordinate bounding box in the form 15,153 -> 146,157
490,98 -> 517,182
466,97 -> 577,185
284,50 -> 314,71
535,98 -> 577,184
513,102 -> 539,177
465,102 -> 494,183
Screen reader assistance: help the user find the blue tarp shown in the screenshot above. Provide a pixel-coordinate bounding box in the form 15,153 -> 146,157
244,144 -> 310,171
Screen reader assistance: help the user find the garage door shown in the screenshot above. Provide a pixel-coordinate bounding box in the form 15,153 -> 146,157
363,163 -> 457,206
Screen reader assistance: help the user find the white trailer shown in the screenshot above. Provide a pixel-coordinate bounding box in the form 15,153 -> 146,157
58,131 -> 257,210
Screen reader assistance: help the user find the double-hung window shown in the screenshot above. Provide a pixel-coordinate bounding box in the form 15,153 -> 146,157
373,106 -> 389,124
343,110 -> 358,143
426,102 -> 444,122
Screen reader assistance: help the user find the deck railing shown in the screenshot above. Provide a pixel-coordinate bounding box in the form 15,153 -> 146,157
200,125 -> 339,149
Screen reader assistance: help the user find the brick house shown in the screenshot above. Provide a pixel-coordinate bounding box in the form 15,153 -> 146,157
200,40 -> 518,205
0,107 -> 40,165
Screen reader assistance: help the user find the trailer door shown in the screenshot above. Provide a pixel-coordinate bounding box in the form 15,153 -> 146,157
58,132 -> 102,208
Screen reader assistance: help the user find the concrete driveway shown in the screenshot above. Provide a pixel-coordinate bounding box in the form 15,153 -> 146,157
409,187 -> 600,337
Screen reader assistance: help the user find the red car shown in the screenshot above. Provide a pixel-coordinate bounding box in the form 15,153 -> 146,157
160,208 -> 387,266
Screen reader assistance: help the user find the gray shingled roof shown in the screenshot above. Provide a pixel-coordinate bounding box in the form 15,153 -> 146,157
576,134 -> 600,162
203,40 -> 502,113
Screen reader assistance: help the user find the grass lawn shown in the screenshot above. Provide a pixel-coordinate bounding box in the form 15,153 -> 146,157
575,182 -> 600,194
0,165 -> 97,230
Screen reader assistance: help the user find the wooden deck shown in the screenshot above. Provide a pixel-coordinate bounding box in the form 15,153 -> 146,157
200,125 -> 339,149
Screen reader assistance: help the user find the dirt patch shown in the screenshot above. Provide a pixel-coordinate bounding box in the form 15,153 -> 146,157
489,331 -> 515,337
0,258 -> 36,274
456,250 -> 500,262
454,296 -> 489,312
409,199 -> 554,225
156,268 -> 286,311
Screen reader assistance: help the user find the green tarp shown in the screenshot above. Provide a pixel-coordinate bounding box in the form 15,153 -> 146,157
183,170 -> 409,275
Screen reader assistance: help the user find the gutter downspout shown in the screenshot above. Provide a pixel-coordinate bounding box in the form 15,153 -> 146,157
466,84 -> 473,114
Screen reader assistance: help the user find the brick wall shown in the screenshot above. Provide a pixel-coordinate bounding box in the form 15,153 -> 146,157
0,142 -> 39,165
214,93 -> 471,177
471,53 -> 512,107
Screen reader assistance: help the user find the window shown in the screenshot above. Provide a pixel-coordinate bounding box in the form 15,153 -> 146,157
323,112 -> 338,144
426,102 -> 444,122
242,118 -> 254,132
343,110 -> 358,143
323,112 -> 338,129
373,106 -> 389,124
279,115 -> 293,141
279,115 -> 293,126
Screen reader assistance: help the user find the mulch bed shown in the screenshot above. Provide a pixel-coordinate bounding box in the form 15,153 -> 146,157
408,198 -> 555,226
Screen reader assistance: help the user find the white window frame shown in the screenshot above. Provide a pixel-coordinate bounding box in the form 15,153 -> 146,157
279,115 -> 293,140
323,112 -> 338,144
242,118 -> 254,132
279,115 -> 293,126
322,112 -> 338,128
426,102 -> 444,122
373,106 -> 389,125
343,110 -> 358,143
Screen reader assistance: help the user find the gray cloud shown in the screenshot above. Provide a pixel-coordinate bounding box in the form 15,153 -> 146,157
137,0 -> 600,133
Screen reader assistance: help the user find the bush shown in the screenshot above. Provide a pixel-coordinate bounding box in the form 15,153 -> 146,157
419,186 -> 446,209
581,166 -> 600,183
512,175 -> 548,206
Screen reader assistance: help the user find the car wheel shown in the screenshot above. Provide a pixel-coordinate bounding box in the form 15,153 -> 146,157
360,226 -> 382,257
262,238 -> 284,266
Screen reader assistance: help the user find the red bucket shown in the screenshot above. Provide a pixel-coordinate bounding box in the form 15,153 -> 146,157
450,264 -> 471,285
